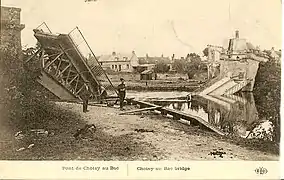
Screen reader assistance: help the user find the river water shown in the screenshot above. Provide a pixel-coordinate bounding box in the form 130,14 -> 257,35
126,90 -> 279,142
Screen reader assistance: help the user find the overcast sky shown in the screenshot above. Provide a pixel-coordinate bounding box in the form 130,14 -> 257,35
3,0 -> 282,57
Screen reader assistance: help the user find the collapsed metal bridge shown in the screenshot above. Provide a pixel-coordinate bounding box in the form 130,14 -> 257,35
26,23 -> 118,101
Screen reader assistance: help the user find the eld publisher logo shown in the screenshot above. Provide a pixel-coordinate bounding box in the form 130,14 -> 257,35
255,167 -> 268,175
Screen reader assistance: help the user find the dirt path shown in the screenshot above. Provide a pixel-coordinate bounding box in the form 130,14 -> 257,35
57,102 -> 278,161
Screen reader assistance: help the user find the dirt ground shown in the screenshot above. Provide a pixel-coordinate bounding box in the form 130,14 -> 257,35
1,101 -> 278,161
54,102 -> 278,161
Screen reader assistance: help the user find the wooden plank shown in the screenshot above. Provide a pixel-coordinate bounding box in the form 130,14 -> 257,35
119,106 -> 162,115
55,58 -> 63,76
41,49 -> 45,68
69,74 -> 79,84
56,63 -> 71,78
44,52 -> 64,70
149,99 -> 189,103
134,100 -> 161,107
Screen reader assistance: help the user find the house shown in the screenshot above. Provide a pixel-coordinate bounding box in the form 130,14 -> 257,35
226,30 -> 258,60
206,30 -> 269,81
207,45 -> 225,62
139,54 -> 171,64
140,69 -> 154,80
98,51 -> 139,72
138,54 -> 172,72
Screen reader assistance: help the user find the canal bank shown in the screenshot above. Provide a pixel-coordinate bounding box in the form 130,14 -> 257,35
104,73 -> 202,92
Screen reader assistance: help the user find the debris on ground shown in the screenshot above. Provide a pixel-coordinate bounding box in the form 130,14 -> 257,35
15,131 -> 22,137
28,144 -> 35,149
16,147 -> 25,152
16,143 -> 35,152
134,129 -> 154,133
73,124 -> 96,140
15,131 -> 25,140
15,128 -> 53,142
30,129 -> 49,137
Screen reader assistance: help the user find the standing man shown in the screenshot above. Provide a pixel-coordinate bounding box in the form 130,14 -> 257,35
99,85 -> 107,104
81,81 -> 90,113
117,78 -> 126,110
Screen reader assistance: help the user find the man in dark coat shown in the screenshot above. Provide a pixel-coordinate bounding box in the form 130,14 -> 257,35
117,78 -> 126,110
81,81 -> 90,113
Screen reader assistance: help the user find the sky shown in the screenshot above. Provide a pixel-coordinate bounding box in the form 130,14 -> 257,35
2,0 -> 282,57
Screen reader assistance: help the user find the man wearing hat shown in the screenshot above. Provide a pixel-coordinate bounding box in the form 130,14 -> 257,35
117,78 -> 126,110
81,81 -> 90,113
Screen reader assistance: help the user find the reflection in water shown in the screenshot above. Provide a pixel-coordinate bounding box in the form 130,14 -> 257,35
127,90 -> 277,142
155,92 -> 274,141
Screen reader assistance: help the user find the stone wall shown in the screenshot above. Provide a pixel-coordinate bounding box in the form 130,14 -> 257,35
1,6 -> 25,64
219,59 -> 260,91
0,6 -> 25,122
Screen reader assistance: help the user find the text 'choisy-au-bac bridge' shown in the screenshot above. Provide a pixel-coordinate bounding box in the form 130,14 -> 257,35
25,23 -> 118,102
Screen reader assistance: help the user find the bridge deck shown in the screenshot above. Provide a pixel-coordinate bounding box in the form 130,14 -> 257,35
29,24 -> 117,101
127,99 -> 225,136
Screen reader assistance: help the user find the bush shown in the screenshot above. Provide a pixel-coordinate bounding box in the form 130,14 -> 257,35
254,61 -> 281,143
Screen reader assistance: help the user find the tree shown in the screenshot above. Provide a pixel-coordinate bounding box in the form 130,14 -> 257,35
185,53 -> 190,61
203,47 -> 209,57
185,53 -> 203,79
172,59 -> 186,73
188,53 -> 201,62
184,61 -> 199,79
254,61 -> 281,143
154,62 -> 170,73
172,53 -> 203,78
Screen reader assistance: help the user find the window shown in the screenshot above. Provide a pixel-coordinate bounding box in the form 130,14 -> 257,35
112,65 -> 114,69
115,65 -> 117,69
127,64 -> 130,69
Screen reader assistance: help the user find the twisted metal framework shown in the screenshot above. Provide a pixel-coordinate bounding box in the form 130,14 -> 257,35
26,23 -> 118,101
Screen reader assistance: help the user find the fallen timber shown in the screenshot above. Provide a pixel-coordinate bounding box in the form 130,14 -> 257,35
119,106 -> 162,115
125,98 -> 225,136
148,99 -> 190,103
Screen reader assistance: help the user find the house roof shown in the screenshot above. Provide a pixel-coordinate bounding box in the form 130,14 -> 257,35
133,64 -> 155,67
139,57 -> 171,64
98,53 -> 134,62
141,69 -> 153,74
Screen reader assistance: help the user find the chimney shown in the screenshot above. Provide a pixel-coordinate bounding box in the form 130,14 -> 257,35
132,50 -> 135,55
161,54 -> 164,58
112,51 -> 116,56
235,30 -> 239,39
